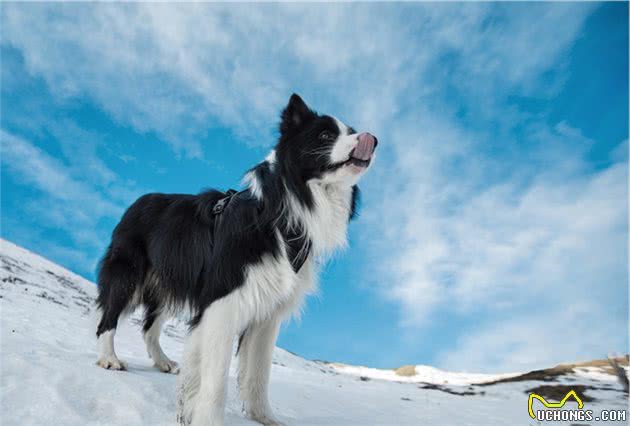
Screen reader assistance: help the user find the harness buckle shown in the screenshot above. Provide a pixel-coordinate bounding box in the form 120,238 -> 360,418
212,189 -> 238,216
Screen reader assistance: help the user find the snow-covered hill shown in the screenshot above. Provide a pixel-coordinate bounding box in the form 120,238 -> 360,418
0,239 -> 627,425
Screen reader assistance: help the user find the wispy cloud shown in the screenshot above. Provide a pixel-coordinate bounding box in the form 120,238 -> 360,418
3,4 -> 295,156
5,4 -> 588,156
1,130 -> 119,216
0,129 -> 140,272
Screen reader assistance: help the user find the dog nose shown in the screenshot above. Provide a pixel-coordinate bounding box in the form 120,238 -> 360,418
358,132 -> 378,149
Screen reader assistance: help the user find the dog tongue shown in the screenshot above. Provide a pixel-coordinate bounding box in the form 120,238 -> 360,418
353,133 -> 376,161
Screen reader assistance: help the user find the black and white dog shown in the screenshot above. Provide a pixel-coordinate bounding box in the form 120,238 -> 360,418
95,94 -> 377,425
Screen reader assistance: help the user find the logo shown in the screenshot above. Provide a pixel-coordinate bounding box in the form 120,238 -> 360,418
528,389 -> 583,419
528,389 -> 627,422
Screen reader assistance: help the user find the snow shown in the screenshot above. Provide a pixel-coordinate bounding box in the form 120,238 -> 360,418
1,238 -> 627,425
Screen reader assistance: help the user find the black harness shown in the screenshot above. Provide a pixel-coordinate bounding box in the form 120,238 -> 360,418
212,189 -> 311,273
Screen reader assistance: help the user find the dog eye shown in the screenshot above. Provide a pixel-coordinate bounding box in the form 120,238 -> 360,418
319,131 -> 335,141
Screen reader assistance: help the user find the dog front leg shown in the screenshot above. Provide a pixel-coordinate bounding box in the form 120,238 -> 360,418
189,299 -> 237,426
238,315 -> 284,425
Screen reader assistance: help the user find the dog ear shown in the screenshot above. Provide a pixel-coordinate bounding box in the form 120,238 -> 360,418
280,93 -> 315,136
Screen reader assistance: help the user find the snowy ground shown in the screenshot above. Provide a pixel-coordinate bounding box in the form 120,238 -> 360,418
1,239 -> 627,425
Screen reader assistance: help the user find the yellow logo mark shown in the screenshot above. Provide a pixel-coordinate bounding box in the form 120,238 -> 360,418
528,390 -> 584,419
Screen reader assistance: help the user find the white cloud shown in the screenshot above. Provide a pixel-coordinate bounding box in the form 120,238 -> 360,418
438,301 -> 627,373
435,159 -> 621,313
367,112 -> 627,371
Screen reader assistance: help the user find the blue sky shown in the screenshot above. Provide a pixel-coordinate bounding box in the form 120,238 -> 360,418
1,3 -> 627,372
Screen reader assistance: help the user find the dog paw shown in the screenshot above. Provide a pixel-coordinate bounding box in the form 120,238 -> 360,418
257,418 -> 286,426
96,357 -> 127,371
155,359 -> 180,374
248,412 -> 286,426
261,420 -> 285,426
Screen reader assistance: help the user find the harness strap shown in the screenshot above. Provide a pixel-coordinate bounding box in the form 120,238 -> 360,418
282,227 -> 312,274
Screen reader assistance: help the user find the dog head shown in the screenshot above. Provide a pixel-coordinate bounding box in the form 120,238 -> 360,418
275,94 -> 377,187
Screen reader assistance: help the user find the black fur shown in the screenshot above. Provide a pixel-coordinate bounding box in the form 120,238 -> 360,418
95,94 -> 363,336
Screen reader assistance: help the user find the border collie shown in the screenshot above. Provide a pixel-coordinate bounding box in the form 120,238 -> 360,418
95,94 -> 377,426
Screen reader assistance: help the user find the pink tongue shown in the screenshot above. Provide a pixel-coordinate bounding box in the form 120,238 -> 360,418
353,133 -> 375,160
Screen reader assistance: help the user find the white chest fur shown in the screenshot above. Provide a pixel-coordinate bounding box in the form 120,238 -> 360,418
289,182 -> 353,256
235,182 -> 352,324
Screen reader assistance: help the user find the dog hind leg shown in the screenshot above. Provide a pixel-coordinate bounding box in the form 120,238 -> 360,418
143,306 -> 179,374
95,258 -> 140,370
